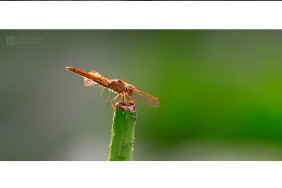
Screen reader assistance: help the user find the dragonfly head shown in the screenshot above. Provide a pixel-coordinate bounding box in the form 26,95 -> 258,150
125,85 -> 135,96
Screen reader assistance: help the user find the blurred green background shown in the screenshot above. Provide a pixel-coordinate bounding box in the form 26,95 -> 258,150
1,30 -> 282,160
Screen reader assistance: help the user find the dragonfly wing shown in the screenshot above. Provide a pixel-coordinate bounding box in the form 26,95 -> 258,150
131,90 -> 160,107
84,78 -> 98,86
84,70 -> 101,86
101,88 -> 120,105
90,70 -> 102,77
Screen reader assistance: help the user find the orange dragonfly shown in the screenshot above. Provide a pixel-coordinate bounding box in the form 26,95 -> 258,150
66,67 -> 160,109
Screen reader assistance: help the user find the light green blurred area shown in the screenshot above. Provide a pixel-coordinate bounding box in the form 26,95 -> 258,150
1,30 -> 282,160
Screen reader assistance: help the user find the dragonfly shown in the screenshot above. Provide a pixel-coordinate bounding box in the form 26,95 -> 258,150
66,67 -> 160,109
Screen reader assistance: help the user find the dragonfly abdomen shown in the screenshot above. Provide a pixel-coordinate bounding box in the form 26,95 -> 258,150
96,77 -> 110,88
66,67 -> 109,88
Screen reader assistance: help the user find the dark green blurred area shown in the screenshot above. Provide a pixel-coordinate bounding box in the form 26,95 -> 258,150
1,30 -> 282,160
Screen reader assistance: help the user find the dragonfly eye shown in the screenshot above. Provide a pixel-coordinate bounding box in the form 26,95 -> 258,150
126,86 -> 134,96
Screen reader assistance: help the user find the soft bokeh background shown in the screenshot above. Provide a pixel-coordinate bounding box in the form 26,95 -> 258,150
1,30 -> 282,160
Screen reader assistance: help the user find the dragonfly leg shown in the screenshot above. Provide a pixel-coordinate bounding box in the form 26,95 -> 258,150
126,95 -> 135,104
120,93 -> 127,102
129,96 -> 135,104
111,94 -> 120,109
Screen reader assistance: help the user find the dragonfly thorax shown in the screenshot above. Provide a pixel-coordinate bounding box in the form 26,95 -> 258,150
109,79 -> 126,94
109,80 -> 135,96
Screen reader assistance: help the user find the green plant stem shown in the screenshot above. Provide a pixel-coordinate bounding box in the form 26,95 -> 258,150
108,102 -> 136,161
